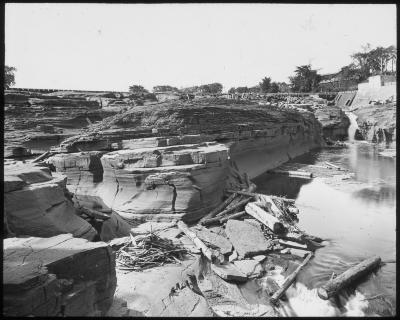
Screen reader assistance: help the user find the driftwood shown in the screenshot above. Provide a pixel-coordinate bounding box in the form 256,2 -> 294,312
245,203 -> 285,234
270,252 -> 313,304
202,198 -> 251,226
31,151 -> 53,163
269,169 -> 313,178
219,211 -> 246,223
278,239 -> 308,249
325,161 -> 341,170
199,192 -> 237,223
177,221 -> 224,263
317,256 -> 382,300
225,190 -> 295,204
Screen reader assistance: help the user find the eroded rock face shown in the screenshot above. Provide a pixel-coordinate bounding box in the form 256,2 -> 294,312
3,234 -> 116,316
40,99 -> 325,233
354,103 -> 396,146
4,162 -> 97,240
4,89 -> 130,157
313,105 -> 350,141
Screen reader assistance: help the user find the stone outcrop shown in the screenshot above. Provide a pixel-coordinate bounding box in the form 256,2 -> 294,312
43,99 -> 324,229
4,162 -> 97,240
353,102 -> 396,146
4,89 -> 132,157
313,105 -> 350,141
3,234 -> 116,316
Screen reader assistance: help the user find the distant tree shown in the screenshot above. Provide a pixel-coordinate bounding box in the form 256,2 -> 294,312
199,82 -> 223,94
248,85 -> 260,93
4,65 -> 16,90
235,86 -> 249,94
259,77 -> 272,93
269,82 -> 280,93
129,85 -> 149,95
289,65 -> 321,92
228,87 -> 236,94
153,85 -> 178,93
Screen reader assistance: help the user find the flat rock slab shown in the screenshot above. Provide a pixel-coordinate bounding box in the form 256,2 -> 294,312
4,175 -> 26,193
198,271 -> 279,317
211,263 -> 248,283
225,220 -> 273,258
233,260 -> 264,278
3,234 -> 116,317
191,225 -> 233,255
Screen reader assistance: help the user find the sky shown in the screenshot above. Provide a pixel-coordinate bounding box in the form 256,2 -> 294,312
5,3 -> 397,92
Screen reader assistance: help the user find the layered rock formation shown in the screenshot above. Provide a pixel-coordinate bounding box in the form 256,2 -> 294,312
4,89 -> 132,158
3,234 -> 116,316
43,99 -> 324,229
353,102 -> 396,146
4,162 -> 97,240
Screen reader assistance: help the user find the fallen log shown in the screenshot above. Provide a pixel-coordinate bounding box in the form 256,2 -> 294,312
226,190 -> 295,204
245,203 -> 285,234
270,252 -> 313,305
269,169 -> 313,178
325,161 -> 341,170
219,211 -> 246,223
177,221 -> 224,263
202,198 -> 251,226
317,256 -> 382,300
278,239 -> 308,250
199,192 -> 237,223
31,151 -> 53,163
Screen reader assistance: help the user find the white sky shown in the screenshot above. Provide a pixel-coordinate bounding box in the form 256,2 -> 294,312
5,3 -> 396,92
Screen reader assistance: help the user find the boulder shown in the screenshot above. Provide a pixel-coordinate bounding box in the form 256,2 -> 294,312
3,234 -> 117,316
225,220 -> 273,258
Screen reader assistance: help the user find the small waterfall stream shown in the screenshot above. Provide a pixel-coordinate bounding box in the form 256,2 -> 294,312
346,112 -> 359,142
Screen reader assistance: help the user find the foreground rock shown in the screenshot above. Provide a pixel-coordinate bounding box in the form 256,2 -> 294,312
4,162 -> 97,240
225,219 -> 273,258
3,234 -> 116,316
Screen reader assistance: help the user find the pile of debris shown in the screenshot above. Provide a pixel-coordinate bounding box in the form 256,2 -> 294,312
116,232 -> 187,271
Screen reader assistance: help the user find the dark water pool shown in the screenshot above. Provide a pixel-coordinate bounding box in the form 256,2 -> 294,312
253,142 -> 396,316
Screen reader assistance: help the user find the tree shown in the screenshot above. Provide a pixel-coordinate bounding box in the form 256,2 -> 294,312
153,85 -> 178,93
289,65 -> 321,92
259,77 -> 271,93
4,66 -> 16,90
129,85 -> 149,95
235,86 -> 249,94
269,82 -> 280,93
199,82 -> 223,94
228,87 -> 236,94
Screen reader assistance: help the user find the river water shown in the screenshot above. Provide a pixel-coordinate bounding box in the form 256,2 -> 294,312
252,118 -> 396,316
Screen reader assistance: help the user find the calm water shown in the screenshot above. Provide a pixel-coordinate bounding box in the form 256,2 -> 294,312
253,142 -> 396,316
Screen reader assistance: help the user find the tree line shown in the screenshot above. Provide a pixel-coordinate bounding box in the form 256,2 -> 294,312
4,44 -> 396,93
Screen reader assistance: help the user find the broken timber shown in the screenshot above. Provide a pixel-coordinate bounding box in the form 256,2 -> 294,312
270,252 -> 313,305
317,256 -> 382,300
245,203 -> 285,234
79,206 -> 111,220
325,161 -> 341,170
201,198 -> 252,226
219,211 -> 246,223
177,221 -> 224,263
226,190 -> 295,204
199,192 -> 237,223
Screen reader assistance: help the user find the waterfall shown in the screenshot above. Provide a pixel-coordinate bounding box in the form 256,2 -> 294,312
346,112 -> 359,142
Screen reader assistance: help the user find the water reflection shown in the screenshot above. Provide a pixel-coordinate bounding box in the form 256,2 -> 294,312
255,142 -> 396,315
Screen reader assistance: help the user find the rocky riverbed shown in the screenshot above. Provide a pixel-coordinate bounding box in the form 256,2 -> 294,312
4,94 -> 356,316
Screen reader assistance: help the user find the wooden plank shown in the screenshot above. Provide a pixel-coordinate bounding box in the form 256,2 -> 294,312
278,239 -> 307,249
269,169 -> 313,178
317,256 -> 382,300
225,190 -> 295,204
201,198 -> 251,226
31,151 -> 53,163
